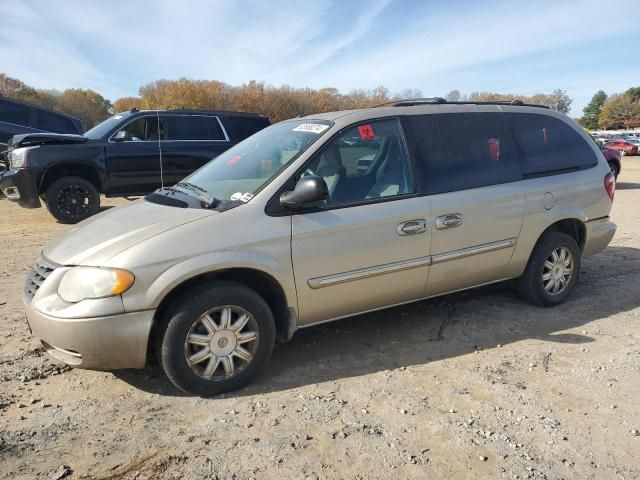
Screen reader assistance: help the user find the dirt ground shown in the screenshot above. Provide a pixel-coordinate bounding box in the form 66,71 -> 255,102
1,159 -> 640,480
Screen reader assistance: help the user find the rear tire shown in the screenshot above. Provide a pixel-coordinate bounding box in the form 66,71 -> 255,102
517,232 -> 581,307
608,161 -> 620,179
157,281 -> 275,396
45,176 -> 100,224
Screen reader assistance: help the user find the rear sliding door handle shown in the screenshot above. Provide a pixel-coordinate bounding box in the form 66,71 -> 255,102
397,219 -> 427,236
435,213 -> 463,230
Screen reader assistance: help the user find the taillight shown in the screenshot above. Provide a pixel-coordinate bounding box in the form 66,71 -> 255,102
604,172 -> 615,201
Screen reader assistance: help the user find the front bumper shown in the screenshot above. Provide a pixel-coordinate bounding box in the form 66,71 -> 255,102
583,217 -> 616,257
25,301 -> 155,370
0,168 -> 41,208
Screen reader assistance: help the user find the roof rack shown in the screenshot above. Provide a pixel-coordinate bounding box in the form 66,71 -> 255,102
374,97 -> 447,107
375,98 -> 549,109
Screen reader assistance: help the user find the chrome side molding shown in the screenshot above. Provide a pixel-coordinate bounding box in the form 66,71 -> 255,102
308,237 -> 517,288
308,256 -> 432,289
431,238 -> 517,264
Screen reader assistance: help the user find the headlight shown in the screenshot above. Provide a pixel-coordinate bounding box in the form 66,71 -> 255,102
58,266 -> 135,303
9,146 -> 39,169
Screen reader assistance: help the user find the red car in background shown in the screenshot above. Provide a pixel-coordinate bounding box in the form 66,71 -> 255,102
601,146 -> 622,179
605,139 -> 638,156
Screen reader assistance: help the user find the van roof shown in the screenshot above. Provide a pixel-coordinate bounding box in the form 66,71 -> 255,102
301,99 -> 554,123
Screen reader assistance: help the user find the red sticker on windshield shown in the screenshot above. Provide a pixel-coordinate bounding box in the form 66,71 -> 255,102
358,124 -> 375,140
227,155 -> 242,165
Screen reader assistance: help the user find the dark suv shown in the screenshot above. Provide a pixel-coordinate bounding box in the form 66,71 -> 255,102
0,96 -> 84,149
0,109 -> 270,223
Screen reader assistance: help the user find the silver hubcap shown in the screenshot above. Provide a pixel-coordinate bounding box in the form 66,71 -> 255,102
542,247 -> 573,295
184,305 -> 259,380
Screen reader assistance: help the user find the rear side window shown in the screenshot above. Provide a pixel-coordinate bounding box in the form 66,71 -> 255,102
34,110 -> 76,133
506,113 -> 598,176
0,101 -> 31,126
407,112 -> 521,195
228,116 -> 270,140
166,115 -> 226,141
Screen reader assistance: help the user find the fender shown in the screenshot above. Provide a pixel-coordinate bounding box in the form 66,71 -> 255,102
121,249 -> 298,317
507,207 -> 588,278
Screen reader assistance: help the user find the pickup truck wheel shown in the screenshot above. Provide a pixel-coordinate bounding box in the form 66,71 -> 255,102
157,281 -> 275,396
517,232 -> 581,307
45,176 -> 100,224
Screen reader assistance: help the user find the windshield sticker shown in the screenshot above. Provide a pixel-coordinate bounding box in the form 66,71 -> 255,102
230,192 -> 243,201
293,123 -> 330,134
240,192 -> 254,203
358,124 -> 376,141
227,155 -> 243,165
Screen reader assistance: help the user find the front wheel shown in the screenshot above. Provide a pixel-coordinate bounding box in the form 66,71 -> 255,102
45,176 -> 100,224
157,281 -> 276,396
517,232 -> 581,307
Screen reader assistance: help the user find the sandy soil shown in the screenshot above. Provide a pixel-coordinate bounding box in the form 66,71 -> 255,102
1,159 -> 640,480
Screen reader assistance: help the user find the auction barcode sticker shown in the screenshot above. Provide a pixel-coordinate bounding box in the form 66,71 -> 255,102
293,123 -> 330,134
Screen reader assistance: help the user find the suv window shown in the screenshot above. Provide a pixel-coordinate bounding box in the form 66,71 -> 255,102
506,113 -> 598,176
407,113 -> 521,195
118,116 -> 167,141
34,110 -> 76,133
303,118 -> 414,205
0,101 -> 31,126
166,115 -> 226,141
229,116 -> 270,140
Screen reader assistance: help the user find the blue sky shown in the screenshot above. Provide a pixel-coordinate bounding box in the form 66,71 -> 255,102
1,0 -> 639,115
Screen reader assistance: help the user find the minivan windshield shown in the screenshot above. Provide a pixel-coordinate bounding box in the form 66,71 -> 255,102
178,119 -> 333,202
84,112 -> 133,139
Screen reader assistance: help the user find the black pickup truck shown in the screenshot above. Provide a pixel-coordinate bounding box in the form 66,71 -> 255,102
0,109 -> 270,223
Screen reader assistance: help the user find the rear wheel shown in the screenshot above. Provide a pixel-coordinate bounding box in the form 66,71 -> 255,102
45,176 -> 100,224
157,281 -> 275,396
608,162 -> 620,179
517,232 -> 581,307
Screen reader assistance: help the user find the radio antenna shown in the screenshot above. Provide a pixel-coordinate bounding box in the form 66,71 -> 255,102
155,89 -> 164,189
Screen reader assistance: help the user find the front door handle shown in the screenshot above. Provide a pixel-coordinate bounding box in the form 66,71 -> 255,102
397,219 -> 427,236
435,213 -> 463,230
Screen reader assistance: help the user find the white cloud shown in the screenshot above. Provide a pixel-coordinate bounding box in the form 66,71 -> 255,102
0,0 -> 638,116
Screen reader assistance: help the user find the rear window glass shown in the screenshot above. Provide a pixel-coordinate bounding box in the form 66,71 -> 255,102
166,115 -> 226,141
34,110 -> 76,133
0,101 -> 31,126
505,113 -> 598,176
407,113 -> 522,194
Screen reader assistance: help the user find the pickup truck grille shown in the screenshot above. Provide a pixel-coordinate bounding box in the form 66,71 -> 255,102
25,256 -> 56,302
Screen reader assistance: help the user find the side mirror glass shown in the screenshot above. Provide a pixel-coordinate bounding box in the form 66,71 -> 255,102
280,175 -> 329,209
113,130 -> 130,142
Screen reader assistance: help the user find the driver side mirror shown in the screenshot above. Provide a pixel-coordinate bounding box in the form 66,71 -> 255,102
113,130 -> 131,142
280,175 -> 329,210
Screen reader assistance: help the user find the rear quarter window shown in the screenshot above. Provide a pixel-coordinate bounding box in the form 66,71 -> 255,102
407,112 -> 522,195
505,113 -> 598,176
166,115 -> 226,141
227,116 -> 270,141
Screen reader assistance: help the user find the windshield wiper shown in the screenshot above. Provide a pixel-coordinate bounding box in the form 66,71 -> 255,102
173,182 -> 218,208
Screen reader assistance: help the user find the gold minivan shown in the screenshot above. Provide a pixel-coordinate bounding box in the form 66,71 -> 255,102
23,100 -> 617,395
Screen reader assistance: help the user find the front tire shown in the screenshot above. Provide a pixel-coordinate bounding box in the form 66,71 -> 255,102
157,281 -> 275,396
517,232 -> 581,307
45,176 -> 100,224
608,161 -> 620,179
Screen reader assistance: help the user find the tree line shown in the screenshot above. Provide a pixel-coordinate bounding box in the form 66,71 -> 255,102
578,88 -> 640,130
1,72 -> 585,129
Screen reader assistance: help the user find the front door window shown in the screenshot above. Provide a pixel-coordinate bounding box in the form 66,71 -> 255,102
303,118 -> 414,206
